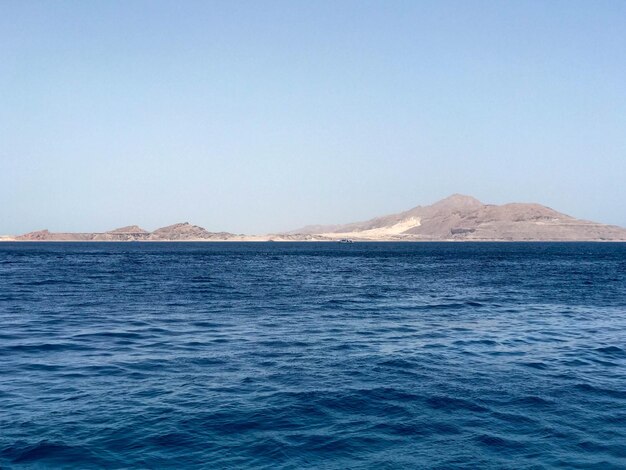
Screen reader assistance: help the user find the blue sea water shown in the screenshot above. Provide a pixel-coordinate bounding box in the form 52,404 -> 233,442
0,242 -> 625,469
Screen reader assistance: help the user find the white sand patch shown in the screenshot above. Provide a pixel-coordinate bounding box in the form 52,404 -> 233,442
321,217 -> 421,240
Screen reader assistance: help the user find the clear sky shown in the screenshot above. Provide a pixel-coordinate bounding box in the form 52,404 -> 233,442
2,0 -> 625,234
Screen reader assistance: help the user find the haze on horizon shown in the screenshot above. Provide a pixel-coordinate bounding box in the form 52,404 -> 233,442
2,0 -> 625,235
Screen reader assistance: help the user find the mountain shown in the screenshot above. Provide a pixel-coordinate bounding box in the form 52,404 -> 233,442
7,195 -> 626,241
14,229 -> 93,241
13,223 -> 241,242
107,225 -> 148,234
289,194 -> 626,241
148,223 -> 239,241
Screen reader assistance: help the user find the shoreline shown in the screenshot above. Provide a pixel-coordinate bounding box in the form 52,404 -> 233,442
2,239 -> 625,243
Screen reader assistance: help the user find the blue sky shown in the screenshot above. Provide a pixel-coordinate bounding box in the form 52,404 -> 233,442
2,0 -> 625,234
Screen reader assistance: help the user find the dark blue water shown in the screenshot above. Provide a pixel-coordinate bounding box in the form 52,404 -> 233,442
1,242 -> 625,469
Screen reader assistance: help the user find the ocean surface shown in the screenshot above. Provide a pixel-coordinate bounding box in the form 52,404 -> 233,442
0,242 -> 625,469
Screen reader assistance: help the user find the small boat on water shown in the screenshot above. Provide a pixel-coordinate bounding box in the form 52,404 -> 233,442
338,239 -> 354,244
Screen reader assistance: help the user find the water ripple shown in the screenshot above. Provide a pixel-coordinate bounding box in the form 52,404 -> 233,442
1,241 -> 625,468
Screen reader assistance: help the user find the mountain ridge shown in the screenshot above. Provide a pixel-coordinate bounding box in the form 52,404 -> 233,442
5,195 -> 626,241
289,194 -> 626,241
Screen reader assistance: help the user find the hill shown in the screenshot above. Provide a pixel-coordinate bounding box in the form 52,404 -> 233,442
289,194 -> 626,241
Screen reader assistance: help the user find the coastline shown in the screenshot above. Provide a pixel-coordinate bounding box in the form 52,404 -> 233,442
2,238 -> 625,243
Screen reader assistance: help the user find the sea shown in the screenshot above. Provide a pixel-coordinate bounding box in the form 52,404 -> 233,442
0,242 -> 625,469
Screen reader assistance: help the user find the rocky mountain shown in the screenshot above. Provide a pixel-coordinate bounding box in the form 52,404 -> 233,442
14,223 -> 241,242
107,225 -> 148,234
14,229 -> 94,242
289,194 -> 626,241
7,195 -> 626,241
147,223 -> 240,241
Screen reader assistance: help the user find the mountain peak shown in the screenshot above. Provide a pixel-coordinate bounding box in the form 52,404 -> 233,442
431,194 -> 483,209
107,225 -> 148,234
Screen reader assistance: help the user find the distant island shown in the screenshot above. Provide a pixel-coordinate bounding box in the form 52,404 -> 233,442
4,195 -> 626,242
